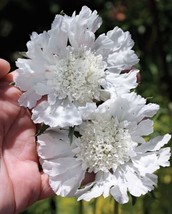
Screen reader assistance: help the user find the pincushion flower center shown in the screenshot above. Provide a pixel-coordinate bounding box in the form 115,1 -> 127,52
74,119 -> 137,173
46,49 -> 106,104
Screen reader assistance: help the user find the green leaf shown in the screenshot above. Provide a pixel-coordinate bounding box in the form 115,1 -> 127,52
131,195 -> 137,206
68,126 -> 75,144
150,191 -> 157,200
60,10 -> 65,15
18,51 -> 28,58
9,81 -> 16,86
36,124 -> 49,136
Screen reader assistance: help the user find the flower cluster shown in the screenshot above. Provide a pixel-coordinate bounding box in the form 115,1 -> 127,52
14,6 -> 171,204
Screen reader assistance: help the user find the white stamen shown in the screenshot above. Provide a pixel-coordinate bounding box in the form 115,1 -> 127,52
73,118 -> 137,173
45,48 -> 106,104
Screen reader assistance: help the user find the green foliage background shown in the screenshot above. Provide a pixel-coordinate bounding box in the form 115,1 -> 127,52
0,0 -> 172,213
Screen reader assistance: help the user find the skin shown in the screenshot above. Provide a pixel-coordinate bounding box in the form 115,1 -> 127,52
0,59 -> 55,214
0,59 -> 94,214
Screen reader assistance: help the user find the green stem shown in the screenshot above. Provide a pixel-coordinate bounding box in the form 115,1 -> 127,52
78,200 -> 83,214
114,200 -> 119,214
93,198 -> 97,214
49,197 -> 57,214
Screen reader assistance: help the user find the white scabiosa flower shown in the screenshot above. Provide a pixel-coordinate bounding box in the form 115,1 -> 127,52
37,92 -> 171,203
14,6 -> 139,127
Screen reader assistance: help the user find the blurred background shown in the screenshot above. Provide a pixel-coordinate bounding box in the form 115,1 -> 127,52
0,0 -> 172,213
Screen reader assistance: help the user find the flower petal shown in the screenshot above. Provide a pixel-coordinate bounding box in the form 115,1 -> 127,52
110,185 -> 129,204
107,27 -> 134,51
135,134 -> 171,153
156,147 -> 171,167
78,103 -> 97,120
37,129 -> 85,197
124,165 -> 157,197
134,119 -> 153,136
77,171 -> 111,201
48,15 -> 68,52
18,88 -> 41,108
132,153 -> 160,176
67,6 -> 101,49
107,50 -> 139,72
37,129 -> 73,159
46,159 -> 85,197
103,69 -> 138,95
32,99 -> 82,127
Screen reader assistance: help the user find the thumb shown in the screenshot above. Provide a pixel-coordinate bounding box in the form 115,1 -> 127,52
39,173 -> 56,200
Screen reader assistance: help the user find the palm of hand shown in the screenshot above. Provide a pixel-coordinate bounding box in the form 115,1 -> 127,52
0,64 -> 53,214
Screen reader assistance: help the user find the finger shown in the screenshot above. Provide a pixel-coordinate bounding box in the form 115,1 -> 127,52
0,59 -> 11,79
39,173 -> 56,200
9,70 -> 18,80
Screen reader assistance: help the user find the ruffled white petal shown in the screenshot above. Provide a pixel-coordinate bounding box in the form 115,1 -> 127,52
156,147 -> 171,167
77,171 -> 111,201
18,88 -> 41,108
78,103 -> 97,120
105,27 -> 139,72
110,185 -> 129,204
32,100 -> 82,127
38,129 -> 73,159
33,82 -> 52,96
37,129 -> 85,197
103,69 -> 138,95
107,27 -> 134,51
66,6 -> 102,49
130,135 -> 171,187
123,165 -> 157,197
109,92 -> 159,123
44,158 -> 85,197
134,119 -> 153,136
107,50 -> 139,72
93,34 -> 114,58
135,134 -> 171,153
132,153 -> 160,176
77,170 -> 129,204
15,60 -> 47,91
48,15 -> 68,52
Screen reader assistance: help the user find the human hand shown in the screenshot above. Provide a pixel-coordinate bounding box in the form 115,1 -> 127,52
0,59 -> 55,214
